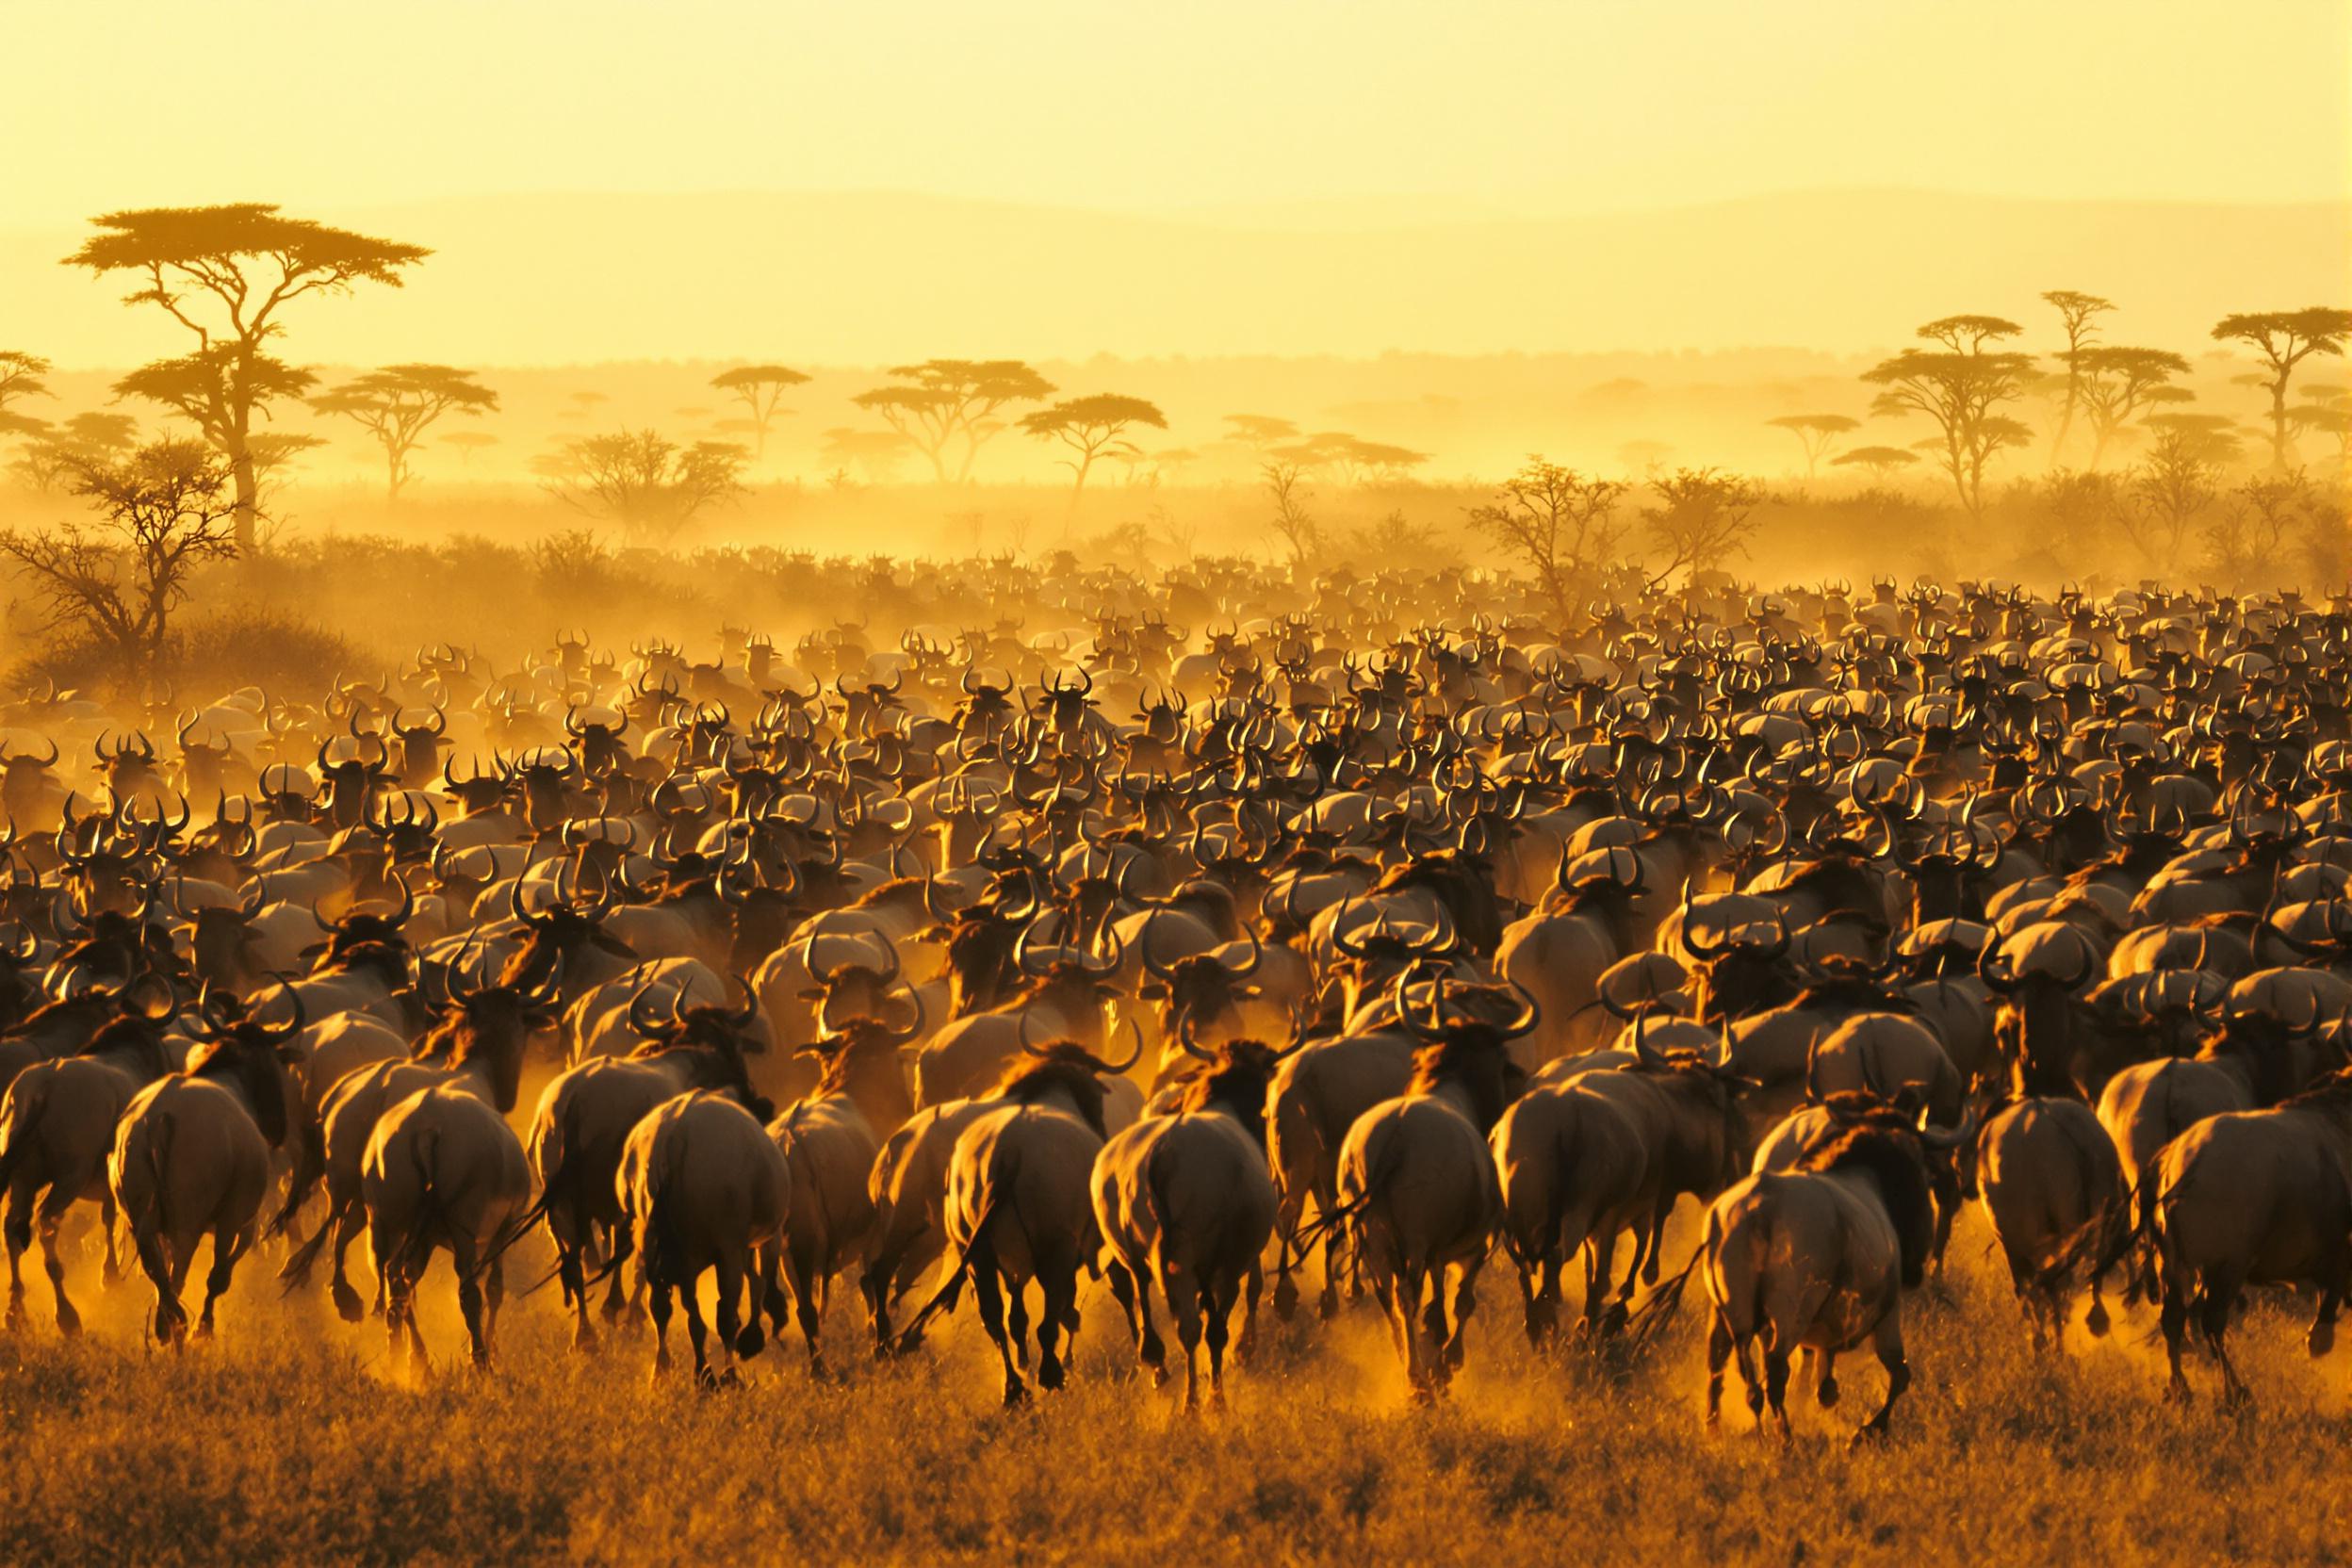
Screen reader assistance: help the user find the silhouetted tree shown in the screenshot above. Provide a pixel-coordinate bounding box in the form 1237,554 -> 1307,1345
2211,309 -> 2352,469
309,364 -> 498,499
1764,414 -> 1859,482
1465,458 -> 1625,627
1264,462 -> 1320,569
2289,384 -> 2351,472
2112,426 -> 2219,573
853,359 -> 1054,483
2069,346 -> 2189,470
1018,393 -> 1167,509
1223,415 -> 1298,451
1830,445 -> 1921,482
10,412 -> 139,492
1863,316 -> 2035,516
63,204 -> 429,548
441,430 -> 500,467
2041,290 -> 2114,463
549,430 -> 745,542
2206,472 -> 2325,590
0,438 -> 237,677
1641,467 -> 1764,589
1272,433 -> 1430,485
710,365 -> 809,462
820,426 -> 916,483
2146,412 -> 2246,466
0,351 -> 52,441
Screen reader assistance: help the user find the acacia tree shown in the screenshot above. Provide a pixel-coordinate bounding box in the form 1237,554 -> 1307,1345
1018,393 -> 1167,509
114,350 -> 323,518
0,438 -> 237,677
2211,309 -> 2352,469
1764,414 -> 1859,482
2069,346 -> 2190,470
548,430 -> 745,542
0,351 -> 52,441
309,364 -> 498,498
1464,458 -> 1626,628
1862,315 -> 2036,516
1641,467 -> 1765,589
1830,445 -> 1921,482
441,430 -> 500,467
819,426 -> 915,483
710,365 -> 809,462
852,359 -> 1054,483
1223,414 -> 1298,452
10,412 -> 138,492
2290,384 -> 2351,472
1271,432 -> 1430,485
63,205 -> 430,548
1264,462 -> 1320,569
2112,425 -> 2219,573
2041,290 -> 2115,463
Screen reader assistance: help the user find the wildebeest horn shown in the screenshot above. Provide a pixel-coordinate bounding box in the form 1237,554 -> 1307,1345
1915,1102 -> 1980,1151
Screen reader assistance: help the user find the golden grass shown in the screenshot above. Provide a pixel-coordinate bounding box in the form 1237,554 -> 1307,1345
3,1210 -> 2348,1567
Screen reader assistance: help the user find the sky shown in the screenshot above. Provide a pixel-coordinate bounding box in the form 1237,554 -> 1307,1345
7,0 -> 2348,224
2,0 -> 2344,368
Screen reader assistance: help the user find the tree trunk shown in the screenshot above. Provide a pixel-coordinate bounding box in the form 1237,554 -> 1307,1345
229,442 -> 258,552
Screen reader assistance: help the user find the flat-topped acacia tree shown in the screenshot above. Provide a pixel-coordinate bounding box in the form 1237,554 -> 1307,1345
310,365 -> 498,499
63,204 -> 430,548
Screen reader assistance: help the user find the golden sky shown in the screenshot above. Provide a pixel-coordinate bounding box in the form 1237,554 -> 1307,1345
9,0 -> 2348,223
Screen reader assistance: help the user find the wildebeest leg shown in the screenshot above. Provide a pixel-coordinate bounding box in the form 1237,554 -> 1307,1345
326,1201 -> 368,1323
1203,1274 -> 1238,1412
1438,1259 -> 1480,1380
451,1233 -> 492,1368
2304,1285 -> 2341,1359
601,1226 -> 633,1327
971,1262 -> 1025,1407
4,1174 -> 35,1329
193,1225 -> 245,1338
1704,1317 -> 1733,1429
1762,1348 -> 1793,1444
1315,1178 -> 1348,1318
1162,1256 -> 1204,1413
710,1252 -> 747,1385
1853,1317 -> 1911,1447
2203,1274 -> 2251,1409
1037,1262 -> 1077,1393
36,1190 -> 83,1335
1815,1349 -> 1841,1407
1394,1263 -> 1429,1397
1636,1197 -> 1670,1285
1104,1253 -> 1164,1381
646,1274 -> 676,1380
98,1191 -> 122,1287
1270,1192 -> 1304,1323
2158,1273 -> 2193,1402
1235,1261 -> 1264,1365
1005,1279 -> 1033,1370
558,1224 -> 595,1350
680,1265 -> 715,1386
789,1237 -> 826,1376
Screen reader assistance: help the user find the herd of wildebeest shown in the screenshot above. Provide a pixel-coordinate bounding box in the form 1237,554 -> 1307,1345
2,560 -> 2349,1443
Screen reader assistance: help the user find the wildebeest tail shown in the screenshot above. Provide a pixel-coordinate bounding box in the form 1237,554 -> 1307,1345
268,1105 -> 328,1238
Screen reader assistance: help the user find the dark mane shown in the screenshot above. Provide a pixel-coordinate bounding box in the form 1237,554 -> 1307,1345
2280,1066 -> 2352,1113
1172,1039 -> 1282,1142
1802,1122 -> 1936,1287
989,1052 -> 1110,1135
78,1014 -> 172,1074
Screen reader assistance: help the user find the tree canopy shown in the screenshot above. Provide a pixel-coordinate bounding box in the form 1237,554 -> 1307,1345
2211,308 -> 2352,468
1863,317 -> 2035,516
310,364 -> 499,498
710,365 -> 809,461
1018,394 -> 1167,506
64,204 -> 430,546
853,359 -> 1055,483
1764,413 -> 1860,481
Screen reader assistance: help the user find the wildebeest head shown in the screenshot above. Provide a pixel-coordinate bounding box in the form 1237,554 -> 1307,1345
180,980 -> 308,1149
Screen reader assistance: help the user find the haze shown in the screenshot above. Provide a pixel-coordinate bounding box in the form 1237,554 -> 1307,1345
8,0 -> 2348,364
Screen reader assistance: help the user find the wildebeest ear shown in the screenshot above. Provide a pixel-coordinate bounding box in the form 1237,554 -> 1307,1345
298,940 -> 328,960
1239,986 -> 1265,999
593,933 -> 636,958
795,986 -> 827,1001
1136,981 -> 1168,1000
275,1043 -> 305,1064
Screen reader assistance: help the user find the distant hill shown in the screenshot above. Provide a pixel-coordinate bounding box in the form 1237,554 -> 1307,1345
6,187 -> 2344,367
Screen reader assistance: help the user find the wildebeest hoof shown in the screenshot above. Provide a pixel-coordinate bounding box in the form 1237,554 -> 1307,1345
1001,1381 -> 1029,1409
2307,1320 -> 2335,1358
2084,1301 -> 2111,1338
56,1303 -> 82,1336
1148,1364 -> 1170,1390
331,1282 -> 365,1324
734,1324 -> 766,1359
1816,1376 -> 1840,1409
